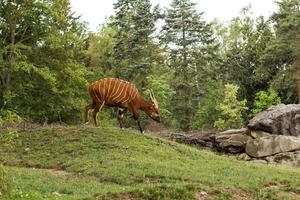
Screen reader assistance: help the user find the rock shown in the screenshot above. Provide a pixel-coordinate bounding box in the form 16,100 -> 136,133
219,128 -> 249,135
245,135 -> 300,158
248,104 -> 300,136
215,132 -> 250,153
295,114 -> 300,134
167,132 -> 215,149
265,151 -> 300,167
250,130 -> 271,139
237,153 -> 251,161
195,191 -> 208,200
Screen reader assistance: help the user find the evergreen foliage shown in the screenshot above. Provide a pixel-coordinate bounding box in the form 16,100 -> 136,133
261,0 -> 300,103
191,80 -> 223,129
160,0 -> 217,130
113,0 -> 160,88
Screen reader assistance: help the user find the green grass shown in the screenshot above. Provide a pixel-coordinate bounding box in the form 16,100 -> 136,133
1,125 -> 300,199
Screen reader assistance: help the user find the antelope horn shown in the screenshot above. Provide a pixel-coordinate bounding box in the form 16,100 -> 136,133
149,89 -> 158,108
149,89 -> 155,100
149,89 -> 154,100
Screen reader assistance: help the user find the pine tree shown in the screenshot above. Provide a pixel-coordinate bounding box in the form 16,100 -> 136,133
263,0 -> 300,103
160,0 -> 216,130
113,0 -> 159,88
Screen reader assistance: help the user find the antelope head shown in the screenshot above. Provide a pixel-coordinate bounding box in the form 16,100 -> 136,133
146,89 -> 160,123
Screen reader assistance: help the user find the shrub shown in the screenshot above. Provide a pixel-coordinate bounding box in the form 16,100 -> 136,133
214,84 -> 248,130
0,110 -> 22,127
250,88 -> 281,116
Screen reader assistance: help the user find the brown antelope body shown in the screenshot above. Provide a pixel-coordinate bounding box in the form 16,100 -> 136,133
84,78 -> 160,133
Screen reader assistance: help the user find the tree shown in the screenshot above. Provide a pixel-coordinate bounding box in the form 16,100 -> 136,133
113,0 -> 159,88
0,0 -> 50,108
219,7 -> 274,110
0,0 -> 88,123
191,80 -> 223,129
160,0 -> 217,130
145,72 -> 176,126
214,84 -> 248,130
251,88 -> 281,116
85,21 -> 117,78
261,0 -> 300,103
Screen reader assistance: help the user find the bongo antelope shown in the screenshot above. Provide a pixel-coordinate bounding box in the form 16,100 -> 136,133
84,78 -> 160,133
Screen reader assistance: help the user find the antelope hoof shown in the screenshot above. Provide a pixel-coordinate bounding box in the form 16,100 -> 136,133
84,121 -> 89,125
141,130 -> 145,134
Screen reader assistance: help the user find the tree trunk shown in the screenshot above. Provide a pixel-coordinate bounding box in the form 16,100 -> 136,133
0,87 -> 5,109
0,19 -> 17,108
181,15 -> 193,131
0,70 -> 12,109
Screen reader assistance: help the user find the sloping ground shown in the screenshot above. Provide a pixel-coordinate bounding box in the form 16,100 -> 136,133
1,126 -> 300,199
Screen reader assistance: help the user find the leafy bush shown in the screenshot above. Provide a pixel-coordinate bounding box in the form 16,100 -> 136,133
0,110 -> 22,127
250,88 -> 281,116
0,111 -> 19,197
0,130 -> 19,150
214,84 -> 248,130
7,63 -> 89,124
0,110 -> 21,150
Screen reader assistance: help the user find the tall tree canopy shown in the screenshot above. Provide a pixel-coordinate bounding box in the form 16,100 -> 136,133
261,0 -> 300,103
0,0 -> 88,123
113,0 -> 160,88
219,8 -> 274,110
160,0 -> 217,130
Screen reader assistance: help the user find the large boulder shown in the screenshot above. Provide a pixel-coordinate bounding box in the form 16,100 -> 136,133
167,132 -> 215,149
218,128 -> 249,135
249,130 -> 271,139
265,151 -> 300,167
214,129 -> 250,153
245,135 -> 300,158
248,104 -> 300,136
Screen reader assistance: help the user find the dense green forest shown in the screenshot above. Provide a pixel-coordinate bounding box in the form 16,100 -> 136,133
0,0 -> 299,131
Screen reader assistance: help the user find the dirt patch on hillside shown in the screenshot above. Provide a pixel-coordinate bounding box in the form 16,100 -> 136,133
97,193 -> 136,200
195,188 -> 252,200
46,168 -> 69,176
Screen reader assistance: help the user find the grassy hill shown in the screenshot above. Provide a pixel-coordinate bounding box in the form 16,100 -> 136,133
1,126 -> 300,199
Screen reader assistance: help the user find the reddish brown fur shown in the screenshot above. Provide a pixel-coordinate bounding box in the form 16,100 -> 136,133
84,78 -> 160,133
